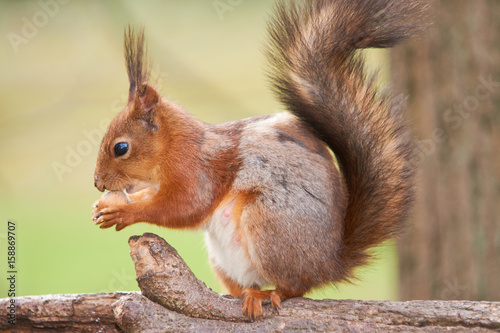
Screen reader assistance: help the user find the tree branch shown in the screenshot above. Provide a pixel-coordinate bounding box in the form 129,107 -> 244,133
127,232 -> 254,322
0,292 -> 126,332
119,232 -> 500,332
1,233 -> 499,332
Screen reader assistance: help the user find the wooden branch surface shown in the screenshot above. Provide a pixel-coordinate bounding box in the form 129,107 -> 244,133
120,233 -> 500,332
1,233 -> 499,332
0,292 -> 127,332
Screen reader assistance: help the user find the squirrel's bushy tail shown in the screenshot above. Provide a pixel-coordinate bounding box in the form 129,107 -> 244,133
266,0 -> 426,279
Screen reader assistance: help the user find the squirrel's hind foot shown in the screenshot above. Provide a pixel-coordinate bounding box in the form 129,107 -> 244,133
242,288 -> 281,320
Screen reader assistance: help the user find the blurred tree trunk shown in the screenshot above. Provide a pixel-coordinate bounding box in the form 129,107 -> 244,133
392,0 -> 500,301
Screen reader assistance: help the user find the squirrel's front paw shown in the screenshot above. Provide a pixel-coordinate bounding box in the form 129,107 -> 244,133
94,206 -> 132,231
92,191 -> 132,231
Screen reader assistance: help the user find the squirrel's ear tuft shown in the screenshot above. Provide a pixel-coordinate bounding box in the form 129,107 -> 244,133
124,25 -> 150,102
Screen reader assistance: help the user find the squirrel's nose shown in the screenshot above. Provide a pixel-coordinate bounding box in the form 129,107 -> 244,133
94,175 -> 105,192
95,182 -> 106,192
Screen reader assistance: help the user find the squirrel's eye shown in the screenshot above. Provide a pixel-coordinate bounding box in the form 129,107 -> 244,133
114,142 -> 129,157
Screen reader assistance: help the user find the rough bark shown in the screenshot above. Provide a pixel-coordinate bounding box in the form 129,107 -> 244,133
392,0 -> 500,301
1,233 -> 499,332
115,292 -> 500,332
0,292 -> 125,332
118,233 -> 500,332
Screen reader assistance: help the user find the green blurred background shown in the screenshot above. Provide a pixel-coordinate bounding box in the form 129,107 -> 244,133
0,0 -> 397,300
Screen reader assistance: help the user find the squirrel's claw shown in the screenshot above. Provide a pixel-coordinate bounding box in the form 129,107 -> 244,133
93,206 -> 132,231
242,288 -> 282,320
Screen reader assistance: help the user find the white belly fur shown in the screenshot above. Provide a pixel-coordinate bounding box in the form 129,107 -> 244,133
204,198 -> 267,288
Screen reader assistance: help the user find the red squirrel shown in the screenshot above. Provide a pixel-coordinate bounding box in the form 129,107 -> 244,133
92,0 -> 426,319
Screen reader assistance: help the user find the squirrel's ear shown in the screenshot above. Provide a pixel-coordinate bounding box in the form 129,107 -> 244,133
137,83 -> 159,112
132,83 -> 160,131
